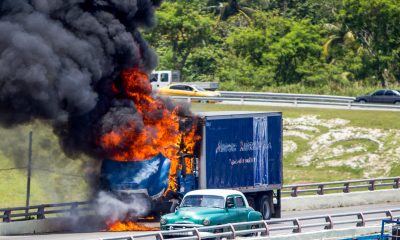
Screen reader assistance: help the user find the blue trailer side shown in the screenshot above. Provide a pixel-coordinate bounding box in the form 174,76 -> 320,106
199,112 -> 283,219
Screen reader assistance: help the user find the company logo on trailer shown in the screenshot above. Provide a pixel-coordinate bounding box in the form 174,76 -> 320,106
215,141 -> 237,153
240,141 -> 272,151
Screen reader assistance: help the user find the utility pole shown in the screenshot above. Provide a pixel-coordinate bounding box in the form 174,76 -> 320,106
25,131 -> 32,217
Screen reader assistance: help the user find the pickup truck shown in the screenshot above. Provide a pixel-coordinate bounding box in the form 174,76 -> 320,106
150,70 -> 219,91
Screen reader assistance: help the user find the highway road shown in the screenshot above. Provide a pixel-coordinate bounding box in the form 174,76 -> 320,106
2,202 -> 399,240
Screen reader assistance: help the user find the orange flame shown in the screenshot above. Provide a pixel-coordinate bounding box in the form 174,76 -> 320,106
107,220 -> 159,232
100,67 -> 200,194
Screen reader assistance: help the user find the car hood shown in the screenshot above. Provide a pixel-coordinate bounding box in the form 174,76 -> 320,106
163,207 -> 226,224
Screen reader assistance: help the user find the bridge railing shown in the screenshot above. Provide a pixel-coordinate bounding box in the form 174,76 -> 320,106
99,208 -> 400,240
0,201 -> 89,222
282,177 -> 400,197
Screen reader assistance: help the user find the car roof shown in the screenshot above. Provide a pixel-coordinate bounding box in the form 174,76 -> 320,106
184,189 -> 245,198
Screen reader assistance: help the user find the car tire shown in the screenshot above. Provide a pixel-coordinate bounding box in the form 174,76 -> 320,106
257,195 -> 272,220
395,101 -> 400,105
359,99 -> 366,104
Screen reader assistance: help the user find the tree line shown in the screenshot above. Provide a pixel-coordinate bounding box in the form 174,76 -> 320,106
144,0 -> 400,95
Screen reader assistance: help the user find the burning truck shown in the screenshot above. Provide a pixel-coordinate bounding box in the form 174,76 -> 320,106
100,106 -> 283,222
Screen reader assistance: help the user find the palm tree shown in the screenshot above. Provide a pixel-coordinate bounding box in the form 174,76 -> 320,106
205,0 -> 255,23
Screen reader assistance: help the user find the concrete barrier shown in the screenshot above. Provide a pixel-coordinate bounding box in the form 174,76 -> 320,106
0,218 -> 69,235
0,215 -> 104,236
282,189 -> 400,211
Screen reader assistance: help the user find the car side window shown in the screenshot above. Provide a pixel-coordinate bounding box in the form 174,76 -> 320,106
235,196 -> 245,208
161,73 -> 169,82
226,197 -> 235,208
373,90 -> 385,96
170,85 -> 185,90
185,86 -> 193,91
385,91 -> 394,96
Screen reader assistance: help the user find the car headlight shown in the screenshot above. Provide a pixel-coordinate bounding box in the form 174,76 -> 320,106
203,218 -> 210,226
160,218 -> 167,225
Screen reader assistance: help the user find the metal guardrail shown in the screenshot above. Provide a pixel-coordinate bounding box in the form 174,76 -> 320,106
1,177 -> 399,222
0,201 -> 89,222
170,93 -> 400,111
282,177 -> 400,197
219,91 -> 355,101
97,208 -> 400,240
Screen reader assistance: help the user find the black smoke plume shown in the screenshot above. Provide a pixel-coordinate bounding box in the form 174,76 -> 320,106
0,0 -> 165,159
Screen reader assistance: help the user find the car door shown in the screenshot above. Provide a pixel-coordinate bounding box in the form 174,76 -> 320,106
370,90 -> 385,103
383,90 -> 396,103
225,196 -> 239,224
168,85 -> 187,96
234,196 -> 249,223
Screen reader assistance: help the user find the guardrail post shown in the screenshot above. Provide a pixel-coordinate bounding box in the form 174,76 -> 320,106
193,228 -> 201,240
70,202 -> 79,217
343,183 -> 350,193
37,206 -> 45,219
156,233 -> 164,240
3,210 -> 11,222
261,221 -> 270,236
240,97 -> 244,105
368,180 -> 376,191
348,101 -> 352,109
229,224 -> 236,239
291,186 -> 298,197
292,219 -> 301,233
187,97 -> 191,103
324,216 -> 334,230
317,185 -> 324,195
394,178 -> 400,189
294,98 -> 298,107
357,213 -> 365,227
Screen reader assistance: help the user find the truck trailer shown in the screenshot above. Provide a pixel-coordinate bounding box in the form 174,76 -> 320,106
100,111 -> 283,219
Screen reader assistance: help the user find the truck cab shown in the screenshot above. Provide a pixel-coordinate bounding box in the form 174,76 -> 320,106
150,70 -> 219,91
150,70 -> 181,89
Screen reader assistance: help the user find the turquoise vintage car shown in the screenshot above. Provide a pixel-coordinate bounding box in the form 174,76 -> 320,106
160,189 -> 262,235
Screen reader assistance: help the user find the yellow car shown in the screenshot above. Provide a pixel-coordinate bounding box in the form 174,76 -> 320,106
157,84 -> 221,101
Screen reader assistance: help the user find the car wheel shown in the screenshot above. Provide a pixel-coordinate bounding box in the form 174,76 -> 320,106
258,195 -> 272,220
395,101 -> 400,105
359,99 -> 366,104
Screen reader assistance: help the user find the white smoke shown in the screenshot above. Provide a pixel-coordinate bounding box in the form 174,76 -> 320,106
95,191 -> 151,222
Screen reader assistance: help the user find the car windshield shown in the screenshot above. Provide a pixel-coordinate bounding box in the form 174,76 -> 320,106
181,195 -> 225,208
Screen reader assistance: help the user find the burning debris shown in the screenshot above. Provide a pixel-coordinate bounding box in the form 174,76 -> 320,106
107,221 -> 159,232
0,0 -> 201,231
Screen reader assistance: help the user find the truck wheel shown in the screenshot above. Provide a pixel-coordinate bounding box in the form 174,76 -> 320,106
258,195 -> 272,220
